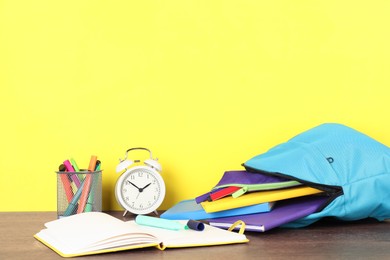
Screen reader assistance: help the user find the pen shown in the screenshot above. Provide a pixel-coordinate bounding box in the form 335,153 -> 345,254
135,215 -> 189,231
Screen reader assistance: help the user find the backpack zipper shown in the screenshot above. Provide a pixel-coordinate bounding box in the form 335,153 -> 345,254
243,165 -> 344,209
214,180 -> 302,198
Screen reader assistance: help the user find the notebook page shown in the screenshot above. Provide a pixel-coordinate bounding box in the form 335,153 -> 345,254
41,212 -> 159,252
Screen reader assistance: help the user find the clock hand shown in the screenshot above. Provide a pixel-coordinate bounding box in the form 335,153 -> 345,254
141,183 -> 151,190
137,183 -> 151,194
127,181 -> 151,193
136,184 -> 150,199
127,181 -> 141,191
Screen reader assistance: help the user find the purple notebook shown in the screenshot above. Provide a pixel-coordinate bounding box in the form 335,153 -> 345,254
215,170 -> 294,186
195,170 -> 297,203
208,195 -> 328,232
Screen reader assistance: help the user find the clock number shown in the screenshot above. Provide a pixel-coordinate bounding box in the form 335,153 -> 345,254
138,172 -> 143,177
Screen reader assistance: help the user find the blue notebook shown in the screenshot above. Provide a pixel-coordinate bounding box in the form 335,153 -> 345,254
160,199 -> 273,220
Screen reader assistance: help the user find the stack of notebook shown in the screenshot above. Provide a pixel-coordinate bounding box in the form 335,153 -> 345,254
161,170 -> 329,232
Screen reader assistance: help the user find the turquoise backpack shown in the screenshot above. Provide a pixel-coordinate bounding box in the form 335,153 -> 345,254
244,123 -> 390,227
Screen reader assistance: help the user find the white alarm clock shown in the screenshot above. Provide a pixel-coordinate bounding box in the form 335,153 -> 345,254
115,147 -> 165,216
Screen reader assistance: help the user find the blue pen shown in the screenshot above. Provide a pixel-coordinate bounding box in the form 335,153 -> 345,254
135,215 -> 188,231
63,180 -> 86,216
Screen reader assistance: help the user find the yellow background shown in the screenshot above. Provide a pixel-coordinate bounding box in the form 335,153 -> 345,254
1,1 -> 389,211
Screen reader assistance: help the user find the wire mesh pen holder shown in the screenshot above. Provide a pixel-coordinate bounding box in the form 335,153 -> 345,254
56,170 -> 102,218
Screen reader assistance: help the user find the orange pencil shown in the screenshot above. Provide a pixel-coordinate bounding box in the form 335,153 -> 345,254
77,156 -> 97,213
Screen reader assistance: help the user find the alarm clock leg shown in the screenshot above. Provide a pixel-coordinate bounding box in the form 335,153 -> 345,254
123,210 -> 129,217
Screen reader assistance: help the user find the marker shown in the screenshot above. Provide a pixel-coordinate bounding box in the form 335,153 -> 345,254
210,186 -> 241,201
63,160 -> 81,188
88,155 -> 97,172
63,180 -> 86,216
195,190 -> 213,204
59,163 -> 73,188
69,158 -> 80,172
77,155 -> 97,213
58,164 -> 74,203
59,164 -> 66,172
77,174 -> 92,213
186,220 -> 205,231
63,160 -> 75,172
84,161 -> 101,212
70,157 -> 86,182
135,215 -> 188,231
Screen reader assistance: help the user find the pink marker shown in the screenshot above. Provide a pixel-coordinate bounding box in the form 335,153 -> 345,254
63,160 -> 81,188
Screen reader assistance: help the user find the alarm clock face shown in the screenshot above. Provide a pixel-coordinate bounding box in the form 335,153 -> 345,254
115,166 -> 165,215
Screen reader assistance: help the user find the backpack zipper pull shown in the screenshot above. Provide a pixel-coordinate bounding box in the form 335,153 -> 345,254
232,187 -> 249,198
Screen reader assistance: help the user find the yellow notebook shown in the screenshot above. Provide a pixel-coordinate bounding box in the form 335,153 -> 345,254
34,212 -> 248,257
201,186 -> 323,213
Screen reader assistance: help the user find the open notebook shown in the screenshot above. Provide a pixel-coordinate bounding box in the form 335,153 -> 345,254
34,212 -> 248,257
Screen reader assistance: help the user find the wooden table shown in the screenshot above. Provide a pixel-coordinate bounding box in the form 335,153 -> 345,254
1,211 -> 390,259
